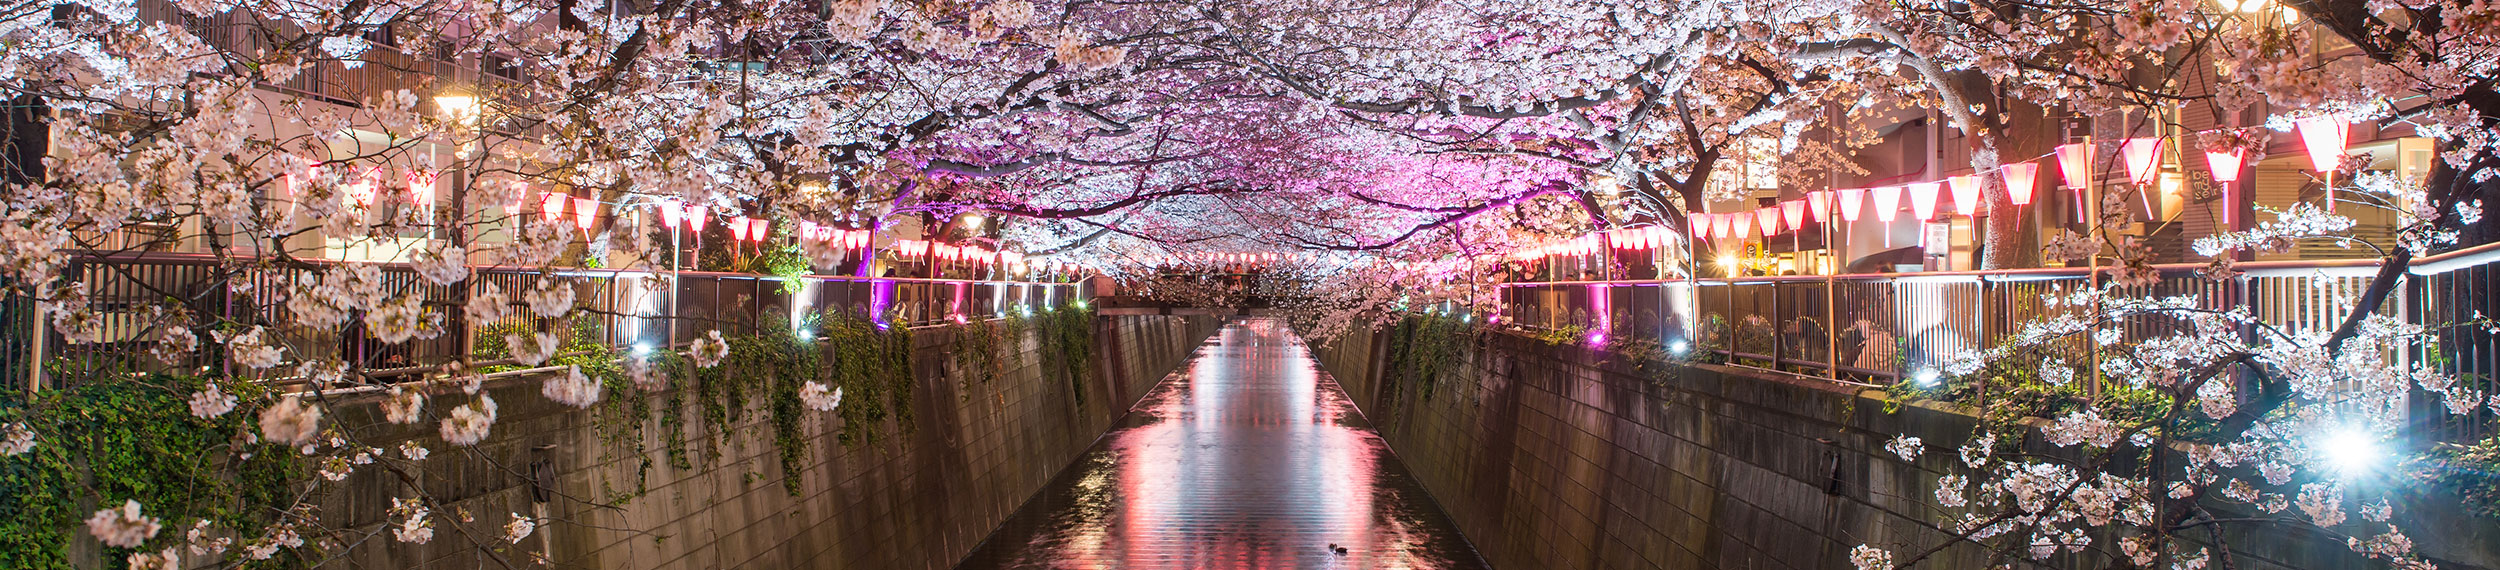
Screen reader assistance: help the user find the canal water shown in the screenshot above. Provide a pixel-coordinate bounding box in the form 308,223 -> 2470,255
955,319 -> 1490,569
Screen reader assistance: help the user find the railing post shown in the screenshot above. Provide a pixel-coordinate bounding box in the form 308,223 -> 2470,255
1771,280 -> 1783,373
1826,273 -> 1839,380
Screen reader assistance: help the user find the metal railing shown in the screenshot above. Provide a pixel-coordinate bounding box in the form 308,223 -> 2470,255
4,253 -> 1086,390
1502,243 -> 2500,441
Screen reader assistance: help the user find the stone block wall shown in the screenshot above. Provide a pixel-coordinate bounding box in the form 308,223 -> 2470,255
1311,327 -> 2500,570
319,314 -> 1218,570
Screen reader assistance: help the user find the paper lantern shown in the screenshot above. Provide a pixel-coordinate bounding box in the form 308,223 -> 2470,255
1871,186 -> 1904,222
684,205 -> 709,232
727,216 -> 752,241
1808,191 -> 1832,222
1755,208 -> 1783,235
2296,116 -> 2349,174
2119,137 -> 2164,185
747,218 -> 769,242
501,180 -> 523,216
346,168 -> 380,207
572,197 -> 596,232
404,170 -> 438,207
540,192 -> 568,223
798,220 -> 818,240
2054,142 -> 2095,190
660,199 -> 684,229
1647,227 -> 1669,248
1837,188 -> 1867,222
1689,213 -> 1710,239
2206,147 -> 2247,227
1907,182 -> 1941,221
2205,147 -> 2247,183
1781,200 -> 1806,231
1947,175 -> 1981,216
2001,163 -> 2040,206
1713,212 -> 1736,238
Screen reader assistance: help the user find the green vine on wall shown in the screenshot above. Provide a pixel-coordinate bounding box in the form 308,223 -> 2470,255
1381,314 -> 1476,406
821,311 -> 918,449
0,305 -> 1111,570
953,314 -> 1007,389
1033,306 -> 1096,407
0,377 -> 305,570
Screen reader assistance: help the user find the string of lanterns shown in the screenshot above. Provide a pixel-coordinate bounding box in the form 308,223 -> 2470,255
280,166 -> 1079,277
1513,115 -> 2358,259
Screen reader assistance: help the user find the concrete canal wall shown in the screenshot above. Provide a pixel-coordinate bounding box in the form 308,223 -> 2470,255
1311,326 -> 2500,570
312,314 -> 1219,570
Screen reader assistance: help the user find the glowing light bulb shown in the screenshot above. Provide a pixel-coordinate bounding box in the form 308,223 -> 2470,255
2318,429 -> 2380,476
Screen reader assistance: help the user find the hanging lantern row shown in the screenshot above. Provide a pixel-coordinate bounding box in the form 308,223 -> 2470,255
888,240 -> 1008,263
1508,234 -> 1603,260
1604,226 -> 1675,251
796,221 -> 874,249
724,216 -> 772,242
1677,116 -> 2356,242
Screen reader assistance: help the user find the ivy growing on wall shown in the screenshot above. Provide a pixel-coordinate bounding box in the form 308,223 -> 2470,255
0,305 -> 1109,570
1381,314 -> 1476,406
952,313 -> 1009,389
0,376 -> 304,570
1032,306 -> 1096,407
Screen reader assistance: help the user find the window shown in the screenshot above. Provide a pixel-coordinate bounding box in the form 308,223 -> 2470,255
362,23 -> 397,47
485,55 -> 522,81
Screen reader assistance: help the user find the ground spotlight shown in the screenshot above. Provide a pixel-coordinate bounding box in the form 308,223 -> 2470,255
1913,369 -> 1940,387
2318,429 -> 2380,476
1669,340 -> 1690,355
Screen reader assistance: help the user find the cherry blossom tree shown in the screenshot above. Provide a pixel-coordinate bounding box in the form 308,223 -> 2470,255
2,0 -> 2496,565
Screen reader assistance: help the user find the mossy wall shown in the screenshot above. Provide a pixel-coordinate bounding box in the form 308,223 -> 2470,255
311,313 -> 1218,570
1313,323 -> 2500,570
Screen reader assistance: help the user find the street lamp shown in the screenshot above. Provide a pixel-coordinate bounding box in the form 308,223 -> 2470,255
436,94 -> 481,126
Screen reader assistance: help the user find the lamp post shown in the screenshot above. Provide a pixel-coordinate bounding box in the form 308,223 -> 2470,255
434,91 -> 482,364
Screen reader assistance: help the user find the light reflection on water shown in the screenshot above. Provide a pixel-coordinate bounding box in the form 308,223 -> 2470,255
956,319 -> 1487,570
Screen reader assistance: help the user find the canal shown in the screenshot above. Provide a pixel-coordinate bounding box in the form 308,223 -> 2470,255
955,319 -> 1490,569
